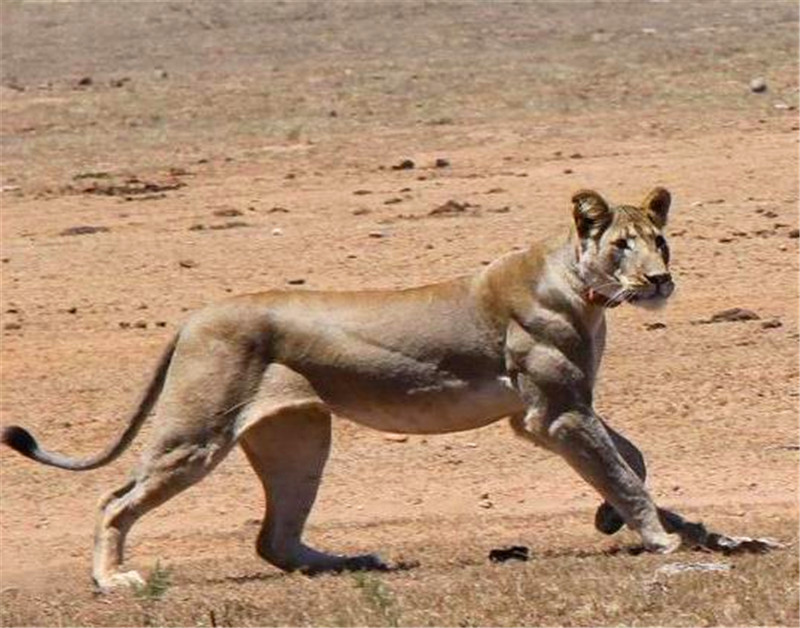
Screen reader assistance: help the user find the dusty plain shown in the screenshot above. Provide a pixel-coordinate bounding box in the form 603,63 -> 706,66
1,1 -> 798,626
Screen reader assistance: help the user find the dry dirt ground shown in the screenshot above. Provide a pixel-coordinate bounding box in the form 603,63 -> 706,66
1,2 -> 798,626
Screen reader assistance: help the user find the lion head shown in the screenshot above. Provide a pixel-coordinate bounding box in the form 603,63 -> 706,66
571,187 -> 673,308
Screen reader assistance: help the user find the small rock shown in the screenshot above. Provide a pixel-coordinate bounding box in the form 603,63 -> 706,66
709,308 -> 760,323
788,229 -> 799,239
154,69 -> 169,80
134,321 -> 148,329
644,322 -> 667,331
749,77 -> 767,93
489,546 -> 529,563
761,318 -> 782,329
67,307 -> 78,314
213,208 -> 243,217
4,322 -> 22,331
287,278 -> 306,285
657,562 -> 731,576
383,433 -> 408,443
368,230 -> 386,238
569,152 -> 583,159
60,225 -> 109,236
268,206 -> 290,213
271,228 -> 284,236
119,322 -> 131,329
429,200 -> 469,216
391,159 -> 415,171
434,158 -> 450,168
384,197 -> 403,205
352,208 -> 371,216
77,76 -> 93,87
773,102 -> 790,110
563,168 -> 574,174
353,189 -> 372,196
155,321 -> 167,328
479,498 -> 493,509
179,259 -> 197,269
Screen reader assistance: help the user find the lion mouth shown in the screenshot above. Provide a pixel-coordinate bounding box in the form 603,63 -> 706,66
628,281 -> 674,304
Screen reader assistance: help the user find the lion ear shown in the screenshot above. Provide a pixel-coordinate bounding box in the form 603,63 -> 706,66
642,187 -> 670,228
572,189 -> 611,238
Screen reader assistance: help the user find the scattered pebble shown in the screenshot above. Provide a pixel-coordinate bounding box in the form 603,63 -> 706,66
489,546 -> 529,563
60,225 -> 109,236
429,200 -> 473,217
352,208 -> 371,216
287,278 -> 306,285
391,159 -> 415,170
644,322 -> 667,331
179,259 -> 197,269
656,562 -> 731,576
749,77 -> 767,93
271,227 -> 284,236
368,230 -> 386,238
4,322 -> 22,331
268,206 -> 290,213
694,308 -> 761,325
383,433 -> 408,443
788,229 -> 799,239
77,76 -> 93,87
384,197 -> 404,205
434,158 -> 450,168
761,318 -> 782,329
213,208 -> 243,217
353,189 -> 372,196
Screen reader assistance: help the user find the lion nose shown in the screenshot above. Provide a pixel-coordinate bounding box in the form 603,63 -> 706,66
646,273 -> 672,286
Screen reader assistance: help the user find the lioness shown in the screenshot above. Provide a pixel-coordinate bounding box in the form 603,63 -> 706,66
0,187 -> 700,588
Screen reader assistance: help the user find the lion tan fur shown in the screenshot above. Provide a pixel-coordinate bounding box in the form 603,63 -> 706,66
3,187 -> 680,589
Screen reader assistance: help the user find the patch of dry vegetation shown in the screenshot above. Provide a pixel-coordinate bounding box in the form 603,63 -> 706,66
2,518 -> 796,627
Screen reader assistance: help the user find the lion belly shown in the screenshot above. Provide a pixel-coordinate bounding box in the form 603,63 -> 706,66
319,375 -> 524,434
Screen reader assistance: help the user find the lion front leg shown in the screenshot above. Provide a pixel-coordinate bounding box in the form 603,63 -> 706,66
510,405 -> 680,554
593,417 -> 647,536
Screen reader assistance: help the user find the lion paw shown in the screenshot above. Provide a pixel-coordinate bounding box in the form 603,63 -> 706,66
594,502 -> 625,535
644,532 -> 682,555
95,570 -> 146,592
342,553 -> 388,572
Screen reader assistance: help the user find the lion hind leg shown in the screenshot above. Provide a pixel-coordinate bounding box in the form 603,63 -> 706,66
240,401 -> 386,574
92,433 -> 235,591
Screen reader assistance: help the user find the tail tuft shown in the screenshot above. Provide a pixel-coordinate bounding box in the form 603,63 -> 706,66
2,425 -> 38,459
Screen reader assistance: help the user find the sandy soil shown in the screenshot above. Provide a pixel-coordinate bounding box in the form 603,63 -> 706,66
1,2 -> 798,625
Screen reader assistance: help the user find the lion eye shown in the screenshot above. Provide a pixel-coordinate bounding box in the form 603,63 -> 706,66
614,238 -> 629,250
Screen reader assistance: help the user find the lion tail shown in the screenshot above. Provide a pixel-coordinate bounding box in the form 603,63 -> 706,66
2,335 -> 178,471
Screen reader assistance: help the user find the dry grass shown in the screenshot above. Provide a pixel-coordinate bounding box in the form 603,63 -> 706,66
2,517 -> 796,627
